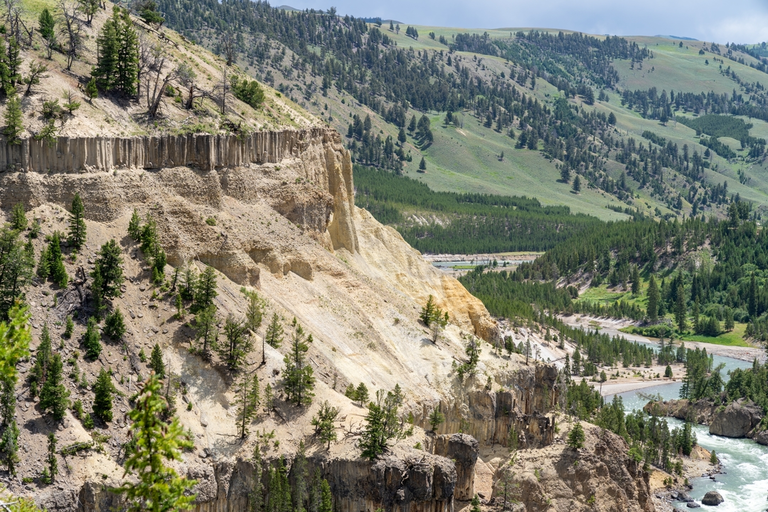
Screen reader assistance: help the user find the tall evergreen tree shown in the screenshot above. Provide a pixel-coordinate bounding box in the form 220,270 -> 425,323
3,91 -> 23,144
234,371 -> 259,439
46,433 -> 58,483
319,479 -> 333,512
104,307 -> 126,341
311,401 -> 338,449
10,203 -> 26,232
93,368 -> 115,422
68,193 -> 86,250
265,313 -> 284,348
38,353 -> 69,421
283,324 -> 314,406
94,239 -> 123,298
675,283 -> 687,332
219,315 -> 252,371
194,305 -> 218,360
83,317 -> 101,360
128,209 -> 142,240
116,375 -> 197,511
149,343 -> 165,378
47,232 -> 68,288
29,323 -> 52,397
646,275 -> 659,323
194,266 -> 217,311
93,7 -> 139,96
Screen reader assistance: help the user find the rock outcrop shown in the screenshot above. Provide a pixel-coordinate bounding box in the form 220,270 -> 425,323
420,364 -> 559,449
709,400 -> 763,438
493,424 -> 654,512
433,434 -> 478,500
646,398 -> 765,440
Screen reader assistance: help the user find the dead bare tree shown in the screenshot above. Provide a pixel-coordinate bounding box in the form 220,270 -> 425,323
214,67 -> 230,115
145,44 -> 178,118
58,0 -> 83,71
222,32 -> 235,66
136,32 -> 151,101
176,61 -> 203,109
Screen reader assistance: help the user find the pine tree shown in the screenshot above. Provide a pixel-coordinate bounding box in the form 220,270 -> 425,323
39,353 -> 69,421
46,433 -> 58,484
149,343 -> 165,378
234,371 -> 259,439
116,375 -> 196,511
29,323 -> 52,398
93,7 -> 139,95
675,283 -> 687,332
104,307 -> 126,341
572,175 -> 581,193
418,157 -> 426,171
63,315 -> 74,339
83,317 -> 101,360
265,313 -> 284,348
748,274 -> 757,319
3,91 -> 23,144
48,232 -> 68,288
0,380 -> 19,475
94,239 -> 123,298
311,401 -> 339,449
93,368 -> 115,422
218,315 -> 251,371
128,209 -> 141,240
428,405 -> 445,432
319,479 -> 333,512
292,442 -> 309,512
39,9 -> 56,44
194,266 -> 217,311
567,422 -> 585,449
355,382 -> 369,407
68,193 -> 86,250
243,289 -> 265,333
85,77 -> 98,102
10,203 -> 26,232
36,245 -> 51,279
283,324 -> 314,406
631,266 -> 640,295
560,166 -> 571,183
194,305 -> 218,360
180,263 -> 197,301
646,275 -> 659,323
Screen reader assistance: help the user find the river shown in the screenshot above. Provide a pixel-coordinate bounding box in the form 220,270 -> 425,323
607,344 -> 768,511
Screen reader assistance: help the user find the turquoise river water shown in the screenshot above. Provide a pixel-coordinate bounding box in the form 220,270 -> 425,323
609,351 -> 768,511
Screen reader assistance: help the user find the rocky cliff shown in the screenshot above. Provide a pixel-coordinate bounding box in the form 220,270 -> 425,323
645,398 -> 766,441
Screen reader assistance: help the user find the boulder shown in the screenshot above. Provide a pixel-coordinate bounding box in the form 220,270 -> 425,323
710,401 -> 762,438
754,429 -> 768,446
701,491 -> 724,506
686,502 -> 701,509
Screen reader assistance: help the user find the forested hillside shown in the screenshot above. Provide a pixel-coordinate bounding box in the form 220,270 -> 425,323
152,0 -> 768,227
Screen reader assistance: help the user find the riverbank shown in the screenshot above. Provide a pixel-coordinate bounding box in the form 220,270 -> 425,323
561,314 -> 766,364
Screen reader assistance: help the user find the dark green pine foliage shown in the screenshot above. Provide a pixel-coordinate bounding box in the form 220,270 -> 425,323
29,323 -> 53,397
38,353 -> 70,421
46,433 -> 58,483
39,9 -> 56,43
93,368 -> 115,422
128,209 -> 141,240
194,266 -> 217,312
0,226 -> 34,321
93,7 -> 139,96
3,91 -> 23,144
149,343 -> 165,378
48,232 -> 68,288
10,203 -> 26,232
265,313 -> 283,348
104,308 -> 126,341
94,239 -> 123,298
283,324 -> 315,407
218,315 -> 252,371
68,193 -> 86,250
83,317 -> 102,360
234,372 -> 259,439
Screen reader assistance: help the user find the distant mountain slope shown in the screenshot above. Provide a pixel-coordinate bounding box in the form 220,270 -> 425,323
155,1 -> 768,224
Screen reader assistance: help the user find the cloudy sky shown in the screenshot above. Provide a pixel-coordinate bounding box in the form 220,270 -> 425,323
278,0 -> 768,44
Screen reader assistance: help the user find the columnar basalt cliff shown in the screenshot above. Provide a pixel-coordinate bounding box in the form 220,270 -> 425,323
418,364 -> 559,449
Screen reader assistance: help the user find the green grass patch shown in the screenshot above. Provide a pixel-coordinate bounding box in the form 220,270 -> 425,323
679,323 -> 750,347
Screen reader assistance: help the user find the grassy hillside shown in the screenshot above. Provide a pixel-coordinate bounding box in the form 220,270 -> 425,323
152,2 -> 768,237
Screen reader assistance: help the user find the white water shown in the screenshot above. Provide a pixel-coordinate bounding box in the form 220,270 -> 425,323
610,353 -> 768,511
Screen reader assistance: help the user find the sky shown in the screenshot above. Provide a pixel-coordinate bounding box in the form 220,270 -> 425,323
277,0 -> 768,44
